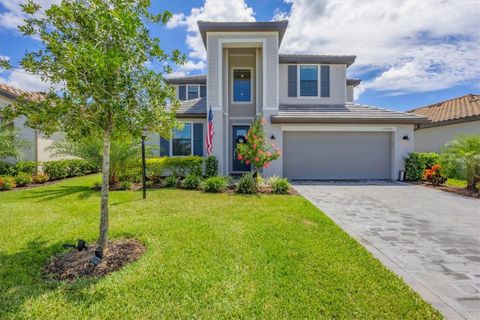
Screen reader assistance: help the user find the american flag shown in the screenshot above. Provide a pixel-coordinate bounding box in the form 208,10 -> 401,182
206,105 -> 214,155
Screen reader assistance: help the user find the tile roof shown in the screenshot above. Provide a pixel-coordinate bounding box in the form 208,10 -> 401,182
271,103 -> 429,124
407,94 -> 480,124
169,98 -> 206,118
165,75 -> 206,85
0,83 -> 45,101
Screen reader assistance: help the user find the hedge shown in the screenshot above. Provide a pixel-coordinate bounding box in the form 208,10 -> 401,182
42,159 -> 98,180
145,156 -> 203,179
404,152 -> 440,181
0,161 -> 38,175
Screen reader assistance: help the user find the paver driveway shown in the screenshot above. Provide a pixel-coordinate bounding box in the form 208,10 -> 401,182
294,181 -> 480,320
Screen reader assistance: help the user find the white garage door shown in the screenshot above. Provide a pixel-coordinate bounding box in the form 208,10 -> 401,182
283,131 -> 392,180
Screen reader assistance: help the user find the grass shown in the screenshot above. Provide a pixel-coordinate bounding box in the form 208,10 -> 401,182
446,178 -> 467,188
0,175 -> 442,319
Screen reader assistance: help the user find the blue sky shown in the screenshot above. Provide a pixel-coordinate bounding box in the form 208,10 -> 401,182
0,0 -> 479,111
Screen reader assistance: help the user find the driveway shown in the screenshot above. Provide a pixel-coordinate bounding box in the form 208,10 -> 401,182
294,181 -> 480,320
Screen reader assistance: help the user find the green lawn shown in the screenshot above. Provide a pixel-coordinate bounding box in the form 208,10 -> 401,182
0,175 -> 441,319
446,178 -> 467,188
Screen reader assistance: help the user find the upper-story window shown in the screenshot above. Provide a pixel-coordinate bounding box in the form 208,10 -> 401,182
188,85 -> 199,100
233,69 -> 251,103
200,85 -> 206,98
299,65 -> 318,97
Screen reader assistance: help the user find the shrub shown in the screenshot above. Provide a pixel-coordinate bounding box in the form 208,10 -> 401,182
0,161 -> 14,175
146,157 -> 167,182
268,175 -> 290,194
423,164 -> 447,186
183,173 -> 202,190
236,172 -> 257,194
42,159 -> 97,180
165,175 -> 179,188
203,176 -> 229,193
117,180 -> 132,190
0,176 -> 16,191
14,172 -> 32,186
32,173 -> 49,184
205,155 -> 218,178
166,156 -> 203,177
404,152 -> 440,181
14,161 -> 37,175
440,135 -> 480,190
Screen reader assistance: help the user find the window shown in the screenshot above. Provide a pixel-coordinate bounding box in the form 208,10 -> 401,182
172,123 -> 192,156
200,85 -> 206,98
188,85 -> 199,100
178,85 -> 186,101
300,65 -> 318,97
233,69 -> 251,102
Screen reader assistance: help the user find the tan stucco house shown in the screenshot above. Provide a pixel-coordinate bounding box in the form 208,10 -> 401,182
408,94 -> 480,153
150,20 -> 428,180
0,83 -> 61,163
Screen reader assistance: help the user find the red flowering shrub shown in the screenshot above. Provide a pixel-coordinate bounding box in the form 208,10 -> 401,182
423,164 -> 447,186
236,118 -> 280,181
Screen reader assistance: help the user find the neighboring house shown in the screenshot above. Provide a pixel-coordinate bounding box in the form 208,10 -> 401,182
152,20 -> 428,180
408,94 -> 480,153
0,83 -> 62,163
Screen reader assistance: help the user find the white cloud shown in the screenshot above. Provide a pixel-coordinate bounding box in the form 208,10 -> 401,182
168,0 -> 256,61
276,0 -> 480,96
0,69 -> 50,92
0,0 -> 59,32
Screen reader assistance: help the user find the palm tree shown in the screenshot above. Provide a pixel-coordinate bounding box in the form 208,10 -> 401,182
0,125 -> 31,160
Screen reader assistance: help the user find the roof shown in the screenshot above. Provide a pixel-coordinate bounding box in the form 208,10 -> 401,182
407,94 -> 480,127
0,83 -> 45,101
165,74 -> 206,85
279,54 -> 356,67
347,78 -> 361,87
197,21 -> 289,48
271,103 -> 429,124
169,98 -> 206,118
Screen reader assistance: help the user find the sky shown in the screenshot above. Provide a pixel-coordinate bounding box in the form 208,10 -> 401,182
0,0 -> 479,111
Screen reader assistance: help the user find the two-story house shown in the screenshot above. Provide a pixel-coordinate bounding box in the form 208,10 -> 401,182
153,20 -> 428,180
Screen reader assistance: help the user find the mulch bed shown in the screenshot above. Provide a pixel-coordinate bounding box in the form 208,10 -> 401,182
410,181 -> 479,199
44,239 -> 146,281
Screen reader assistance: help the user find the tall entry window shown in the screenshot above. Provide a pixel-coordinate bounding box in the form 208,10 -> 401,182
172,123 -> 192,156
300,65 -> 318,96
233,69 -> 251,103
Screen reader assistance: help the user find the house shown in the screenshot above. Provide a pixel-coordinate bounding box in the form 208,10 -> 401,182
408,94 -> 480,153
152,20 -> 429,180
0,83 -> 62,163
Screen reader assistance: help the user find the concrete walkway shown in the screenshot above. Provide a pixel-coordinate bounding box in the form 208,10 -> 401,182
294,181 -> 480,320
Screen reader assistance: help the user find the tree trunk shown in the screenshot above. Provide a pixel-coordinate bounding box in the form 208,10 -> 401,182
98,122 -> 112,255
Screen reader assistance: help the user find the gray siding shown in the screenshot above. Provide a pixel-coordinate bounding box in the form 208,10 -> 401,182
346,85 -> 354,102
414,120 -> 480,152
279,64 -> 346,105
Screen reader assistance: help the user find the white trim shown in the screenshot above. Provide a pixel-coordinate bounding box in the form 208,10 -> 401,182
281,125 -> 397,132
229,53 -> 255,57
209,31 -> 278,37
276,33 -> 279,110
256,47 -> 259,114
218,40 -> 223,107
230,67 -> 253,104
262,40 -> 267,108
263,107 -> 278,111
229,116 -> 255,120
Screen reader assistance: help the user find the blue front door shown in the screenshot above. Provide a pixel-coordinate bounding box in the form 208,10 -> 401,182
232,125 -> 251,172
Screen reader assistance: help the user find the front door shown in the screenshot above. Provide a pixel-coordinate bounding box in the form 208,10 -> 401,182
232,125 -> 251,172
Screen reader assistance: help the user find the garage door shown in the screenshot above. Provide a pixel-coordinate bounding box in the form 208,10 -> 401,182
283,131 -> 392,180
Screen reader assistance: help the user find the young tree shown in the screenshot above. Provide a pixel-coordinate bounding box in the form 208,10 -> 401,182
0,125 -> 31,159
236,118 -> 280,184
1,0 -> 184,257
440,135 -> 480,190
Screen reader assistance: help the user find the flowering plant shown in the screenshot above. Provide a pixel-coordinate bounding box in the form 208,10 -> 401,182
423,164 -> 447,186
236,118 -> 280,181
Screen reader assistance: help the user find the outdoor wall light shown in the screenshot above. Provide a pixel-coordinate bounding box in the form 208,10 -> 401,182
270,134 -> 276,140
402,135 -> 409,141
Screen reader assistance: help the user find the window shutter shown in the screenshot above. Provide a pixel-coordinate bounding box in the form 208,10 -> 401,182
200,85 -> 206,98
320,66 -> 330,97
288,65 -> 297,97
160,137 -> 170,157
193,123 -> 204,156
179,85 -> 186,101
